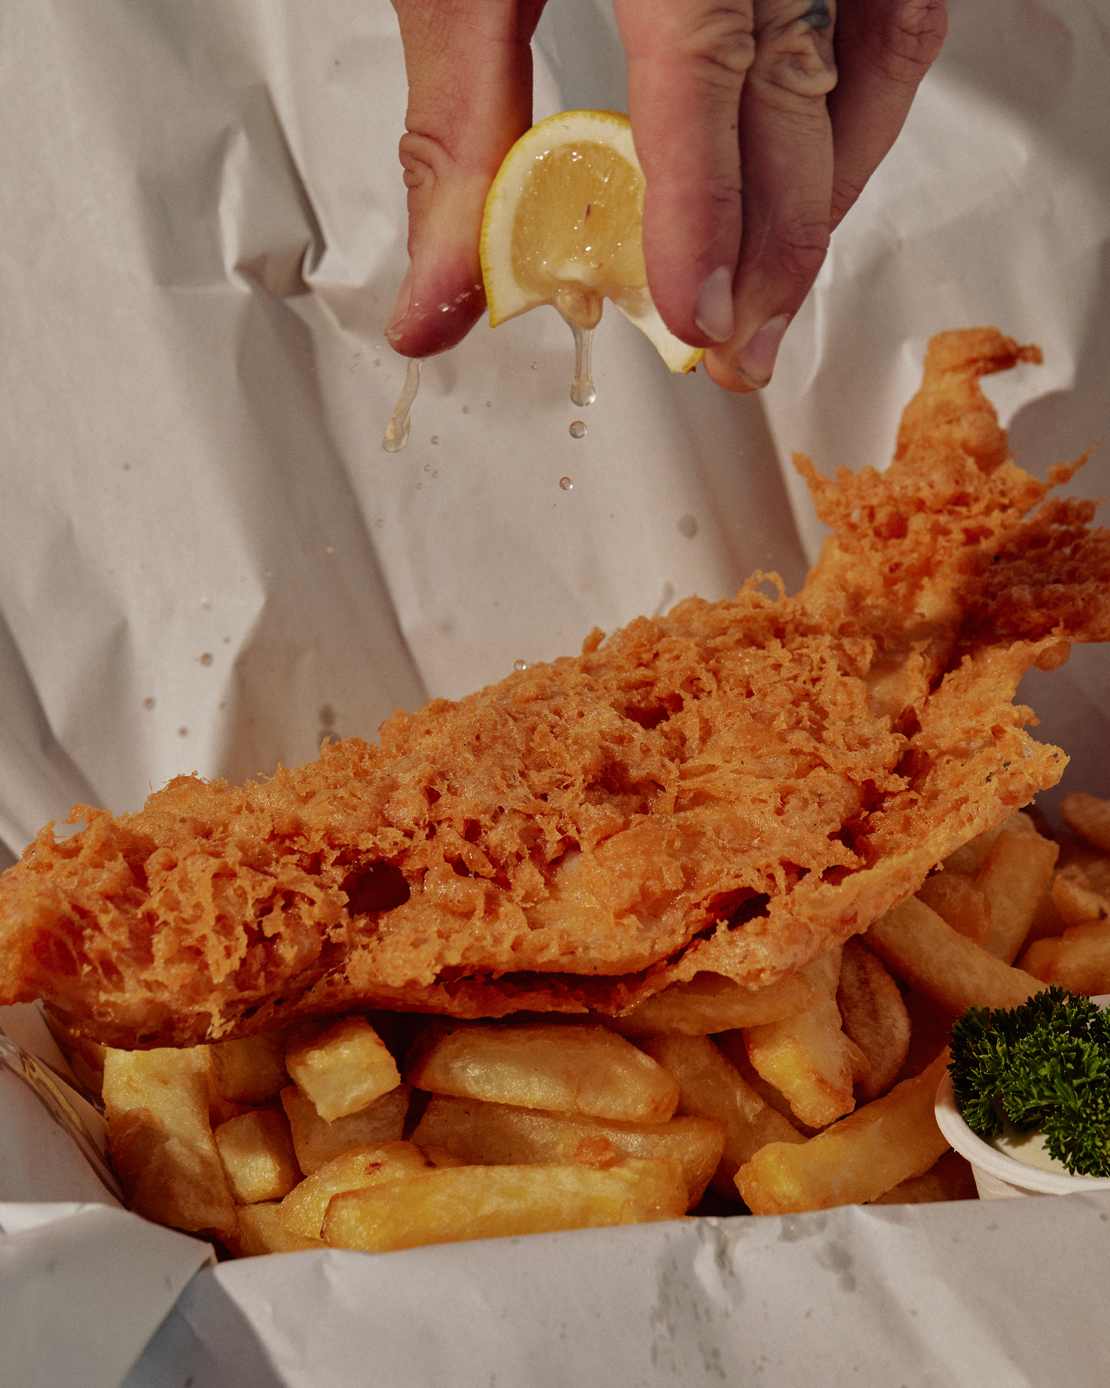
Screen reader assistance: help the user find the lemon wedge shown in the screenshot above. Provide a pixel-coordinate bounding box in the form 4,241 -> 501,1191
480,110 -> 704,374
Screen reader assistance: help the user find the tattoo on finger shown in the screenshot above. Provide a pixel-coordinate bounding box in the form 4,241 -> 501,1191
801,0 -> 832,29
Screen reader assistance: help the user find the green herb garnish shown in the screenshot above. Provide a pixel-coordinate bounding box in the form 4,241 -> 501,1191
949,986 -> 1110,1177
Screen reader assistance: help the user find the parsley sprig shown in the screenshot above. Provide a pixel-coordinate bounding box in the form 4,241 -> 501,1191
949,987 -> 1110,1177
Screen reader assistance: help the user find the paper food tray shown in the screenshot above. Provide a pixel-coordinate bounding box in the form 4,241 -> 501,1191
1,1 -> 1109,1385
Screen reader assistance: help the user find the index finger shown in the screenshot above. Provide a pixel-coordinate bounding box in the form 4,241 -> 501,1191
386,0 -> 546,358
616,0 -> 753,348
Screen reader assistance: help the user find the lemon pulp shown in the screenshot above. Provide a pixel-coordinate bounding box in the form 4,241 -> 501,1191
509,142 -> 648,331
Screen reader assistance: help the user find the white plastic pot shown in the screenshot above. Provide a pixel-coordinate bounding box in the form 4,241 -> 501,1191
935,994 -> 1110,1199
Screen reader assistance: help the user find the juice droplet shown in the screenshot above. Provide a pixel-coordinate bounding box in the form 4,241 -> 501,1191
382,358 -> 423,452
559,476 -> 573,490
568,323 -> 596,406
513,660 -> 528,672
569,421 -> 586,439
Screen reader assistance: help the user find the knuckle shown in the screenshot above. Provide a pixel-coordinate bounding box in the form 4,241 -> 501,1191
867,0 -> 948,82
678,6 -> 758,88
771,214 -> 830,285
754,2 -> 838,106
397,131 -> 449,190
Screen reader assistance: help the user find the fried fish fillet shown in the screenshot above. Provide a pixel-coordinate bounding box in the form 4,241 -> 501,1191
2,328 -> 1108,1048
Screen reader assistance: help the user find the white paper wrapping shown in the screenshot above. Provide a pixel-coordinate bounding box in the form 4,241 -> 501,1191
1,0 -> 1109,1384
121,1195 -> 1110,1388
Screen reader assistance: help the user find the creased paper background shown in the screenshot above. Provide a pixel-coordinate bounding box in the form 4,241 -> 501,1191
1,0 -> 1109,1384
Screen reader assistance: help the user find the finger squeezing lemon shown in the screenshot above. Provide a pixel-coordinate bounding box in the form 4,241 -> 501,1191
480,111 -> 704,375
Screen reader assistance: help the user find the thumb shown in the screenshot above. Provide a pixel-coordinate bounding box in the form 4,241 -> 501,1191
385,1 -> 546,358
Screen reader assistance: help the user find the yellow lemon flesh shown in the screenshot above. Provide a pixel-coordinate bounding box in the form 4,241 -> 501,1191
481,110 -> 703,374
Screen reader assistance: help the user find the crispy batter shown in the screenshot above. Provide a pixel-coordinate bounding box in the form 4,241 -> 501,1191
2,328 -> 1109,1047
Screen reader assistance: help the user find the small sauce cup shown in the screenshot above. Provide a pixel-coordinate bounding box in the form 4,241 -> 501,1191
935,993 -> 1110,1199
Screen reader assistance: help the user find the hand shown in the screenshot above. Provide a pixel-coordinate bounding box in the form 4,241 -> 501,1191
385,0 -> 947,392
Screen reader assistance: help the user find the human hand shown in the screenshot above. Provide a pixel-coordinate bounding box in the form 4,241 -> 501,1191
384,0 -> 947,392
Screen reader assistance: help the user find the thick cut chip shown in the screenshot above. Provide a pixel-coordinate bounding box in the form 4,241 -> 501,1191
870,1150 -> 977,1205
285,1015 -> 400,1121
735,1052 -> 951,1214
1020,903 -> 1110,995
213,1109 -> 301,1205
405,1023 -> 679,1124
742,950 -> 856,1127
411,1094 -> 725,1207
866,898 -> 1043,1015
4,329 -> 1109,1049
914,873 -> 991,946
103,1046 -> 237,1237
237,1202 -> 325,1256
976,820 -> 1059,962
1061,793 -> 1110,854
321,1158 -> 687,1253
210,1030 -> 289,1104
279,1142 -> 431,1239
835,937 -> 911,1100
639,1034 -> 803,1199
605,971 -> 818,1037
280,1083 -> 410,1175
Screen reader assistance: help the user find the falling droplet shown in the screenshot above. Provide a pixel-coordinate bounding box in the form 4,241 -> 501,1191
514,660 -> 528,672
142,697 -> 155,710
559,476 -> 573,490
199,652 -> 213,666
430,435 -> 439,445
568,323 -> 596,406
383,358 -> 423,452
531,362 -> 538,370
569,421 -> 586,439
677,513 -> 698,538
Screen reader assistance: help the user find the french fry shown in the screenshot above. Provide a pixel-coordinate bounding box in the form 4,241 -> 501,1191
605,971 -> 819,1037
866,897 -> 1043,1014
940,819 -> 1011,877
735,1051 -> 951,1214
322,1158 -> 688,1253
835,937 -> 911,1100
286,1015 -> 401,1121
870,1150 -> 977,1205
976,820 -> 1059,962
742,949 -> 856,1128
280,1083 -> 411,1175
103,1046 -> 237,1237
1050,864 -> 1110,928
411,1094 -> 725,1207
712,1033 -> 819,1136
213,1109 -> 301,1205
237,1202 -> 325,1256
914,873 -> 991,946
279,1141 -> 432,1238
210,1030 -> 290,1104
639,1034 -> 804,1199
1019,913 -> 1110,994
1061,792 -> 1110,854
405,1023 -> 679,1124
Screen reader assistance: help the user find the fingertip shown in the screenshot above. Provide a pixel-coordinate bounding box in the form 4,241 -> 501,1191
383,283 -> 486,358
704,312 -> 792,393
383,248 -> 486,358
693,267 -> 736,344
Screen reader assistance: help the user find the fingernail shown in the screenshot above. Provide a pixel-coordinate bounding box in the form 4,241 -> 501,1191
735,313 -> 791,389
694,266 -> 735,343
384,264 -> 413,342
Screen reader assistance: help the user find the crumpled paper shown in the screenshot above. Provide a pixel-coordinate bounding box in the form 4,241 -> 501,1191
1,0 -> 1109,1384
120,1195 -> 1110,1388
0,1203 -> 212,1388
